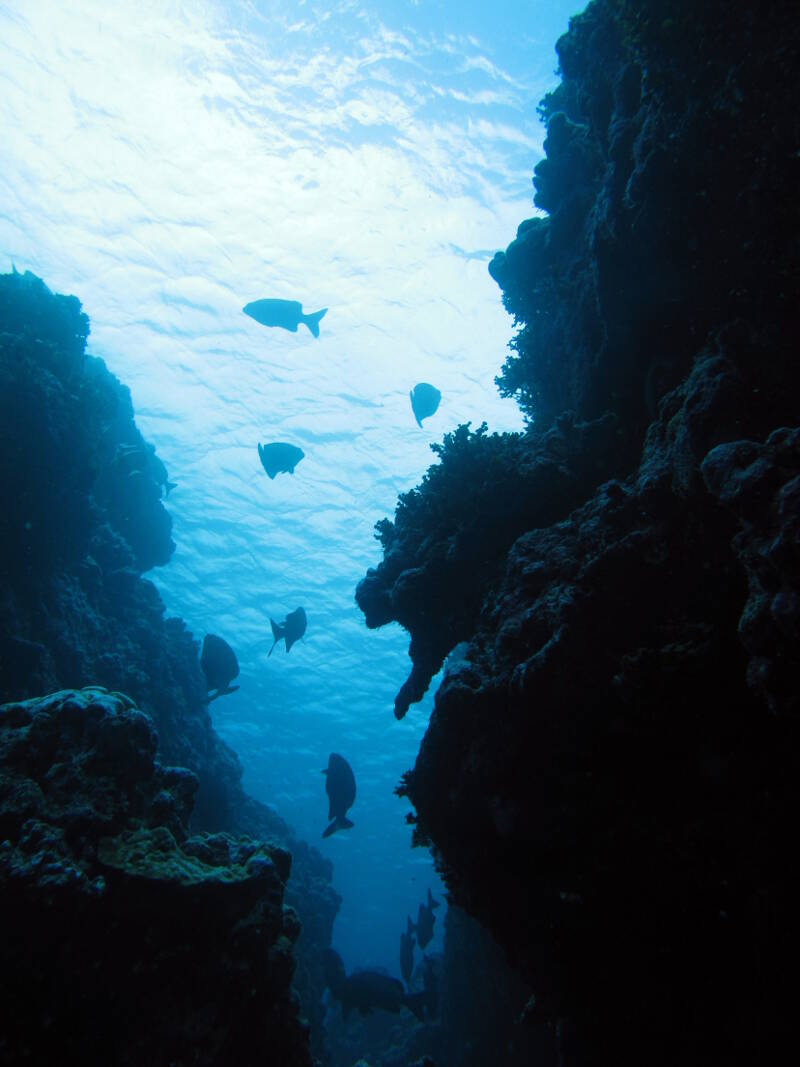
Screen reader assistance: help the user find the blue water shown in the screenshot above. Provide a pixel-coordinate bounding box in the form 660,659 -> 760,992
0,0 -> 578,976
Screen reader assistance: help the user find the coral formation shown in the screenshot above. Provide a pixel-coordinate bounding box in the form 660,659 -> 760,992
0,269 -> 338,1061
0,687 -> 311,1065
360,1 -> 800,1062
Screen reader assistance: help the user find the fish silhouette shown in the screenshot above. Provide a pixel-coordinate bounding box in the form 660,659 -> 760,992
323,948 -> 422,1019
258,441 -> 305,479
200,634 -> 240,702
412,889 -> 440,949
268,607 -> 307,655
243,298 -> 327,337
409,382 -> 441,427
322,752 -> 356,838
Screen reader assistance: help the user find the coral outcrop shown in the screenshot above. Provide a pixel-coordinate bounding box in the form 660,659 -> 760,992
359,1 -> 800,1063
0,269 -> 338,1059
357,414 -> 621,717
0,687 -> 311,1065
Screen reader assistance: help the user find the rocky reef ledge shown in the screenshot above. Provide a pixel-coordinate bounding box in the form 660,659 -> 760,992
0,686 -> 311,1065
358,1 -> 800,1063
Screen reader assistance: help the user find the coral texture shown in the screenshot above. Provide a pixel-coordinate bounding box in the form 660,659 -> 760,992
0,687 -> 311,1065
360,1 -> 800,1062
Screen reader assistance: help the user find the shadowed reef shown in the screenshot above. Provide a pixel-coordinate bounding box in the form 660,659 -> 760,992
0,687 -> 311,1065
358,1 -> 800,1063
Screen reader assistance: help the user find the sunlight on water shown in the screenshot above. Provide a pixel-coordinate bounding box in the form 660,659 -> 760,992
0,0 -> 578,973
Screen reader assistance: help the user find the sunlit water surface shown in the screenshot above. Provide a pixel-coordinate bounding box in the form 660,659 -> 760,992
1,0 -> 577,974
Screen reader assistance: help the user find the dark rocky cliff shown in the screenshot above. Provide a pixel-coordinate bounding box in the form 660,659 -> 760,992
358,1 -> 800,1063
0,269 -> 338,1062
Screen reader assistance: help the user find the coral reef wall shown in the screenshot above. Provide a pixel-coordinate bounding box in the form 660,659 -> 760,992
0,687 -> 312,1066
0,269 -> 338,1060
358,2 -> 800,1063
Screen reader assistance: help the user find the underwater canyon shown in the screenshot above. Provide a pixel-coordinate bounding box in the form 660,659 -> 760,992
2,1 -> 799,1065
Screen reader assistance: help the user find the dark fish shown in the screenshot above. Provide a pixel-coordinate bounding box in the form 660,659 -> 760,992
409,382 -> 441,427
200,634 -> 240,702
323,949 -> 419,1020
413,889 -> 440,950
322,752 -> 356,838
400,915 -> 416,986
258,441 -> 305,479
243,298 -> 327,337
268,607 -> 307,656
344,970 -> 406,1018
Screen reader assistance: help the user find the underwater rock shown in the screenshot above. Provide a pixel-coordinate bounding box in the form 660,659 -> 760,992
356,414 -> 620,717
0,686 -> 312,1066
361,1 -> 800,1063
702,425 -> 800,716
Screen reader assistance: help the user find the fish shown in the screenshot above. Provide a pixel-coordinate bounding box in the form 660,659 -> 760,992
409,382 -> 441,427
258,441 -> 305,479
268,607 -> 307,656
323,949 -> 422,1020
412,889 -> 440,950
322,752 -> 356,838
200,634 -> 240,702
400,915 -> 416,986
243,298 -> 327,337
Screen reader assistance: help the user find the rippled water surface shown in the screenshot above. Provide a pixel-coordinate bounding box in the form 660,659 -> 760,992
1,0 -> 576,973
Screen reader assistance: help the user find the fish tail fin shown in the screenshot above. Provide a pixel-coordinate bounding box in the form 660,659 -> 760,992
207,683 -> 240,704
322,815 -> 354,838
303,307 -> 328,338
268,619 -> 284,657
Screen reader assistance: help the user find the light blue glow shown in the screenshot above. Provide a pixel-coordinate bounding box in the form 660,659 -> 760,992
0,0 -> 580,975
